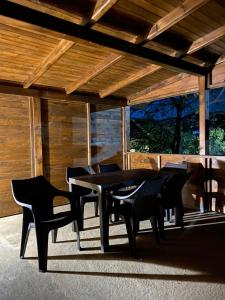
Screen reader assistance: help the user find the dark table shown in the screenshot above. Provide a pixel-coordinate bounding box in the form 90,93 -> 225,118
69,168 -> 159,252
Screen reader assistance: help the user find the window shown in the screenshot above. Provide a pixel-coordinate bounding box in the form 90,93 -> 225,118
130,93 -> 199,154
209,87 -> 225,155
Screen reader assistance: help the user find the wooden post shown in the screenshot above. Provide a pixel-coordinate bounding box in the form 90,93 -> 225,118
121,106 -> 127,170
199,76 -> 209,155
29,97 -> 43,176
86,103 -> 91,166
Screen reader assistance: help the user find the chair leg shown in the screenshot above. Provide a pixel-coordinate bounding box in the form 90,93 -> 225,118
94,200 -> 98,217
73,220 -> 81,251
20,209 -> 33,258
124,216 -> 136,256
174,204 -> 184,230
150,216 -> 160,244
51,229 -> 58,243
72,197 -> 84,231
35,227 -> 49,273
158,208 -> 165,239
79,197 -> 85,231
113,200 -> 120,222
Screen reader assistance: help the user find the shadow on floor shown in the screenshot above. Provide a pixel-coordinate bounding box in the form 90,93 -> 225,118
26,211 -> 225,283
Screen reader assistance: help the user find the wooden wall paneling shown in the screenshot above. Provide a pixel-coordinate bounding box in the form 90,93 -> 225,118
0,93 -> 32,217
208,156 -> 225,213
90,104 -> 123,169
41,99 -> 88,205
29,96 -> 43,176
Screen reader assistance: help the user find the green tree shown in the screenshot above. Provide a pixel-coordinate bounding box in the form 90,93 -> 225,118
209,128 -> 225,155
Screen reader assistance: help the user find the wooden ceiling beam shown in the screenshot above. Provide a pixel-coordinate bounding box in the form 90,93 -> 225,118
86,0 -> 119,25
216,53 -> 225,65
0,83 -> 127,106
8,0 -> 83,25
136,0 -> 210,44
23,39 -> 74,88
65,53 -> 122,94
187,24 -> 225,55
0,1 -> 209,76
99,64 -> 161,98
128,73 -> 190,102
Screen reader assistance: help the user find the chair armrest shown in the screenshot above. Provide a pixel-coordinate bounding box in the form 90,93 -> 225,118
112,181 -> 146,200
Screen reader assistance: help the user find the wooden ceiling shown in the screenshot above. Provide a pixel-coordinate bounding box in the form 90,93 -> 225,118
0,0 -> 225,106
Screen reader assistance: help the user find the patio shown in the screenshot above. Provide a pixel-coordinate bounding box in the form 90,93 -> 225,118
1,0 -> 225,298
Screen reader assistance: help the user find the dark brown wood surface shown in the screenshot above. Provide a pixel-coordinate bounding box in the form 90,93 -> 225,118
0,93 -> 32,216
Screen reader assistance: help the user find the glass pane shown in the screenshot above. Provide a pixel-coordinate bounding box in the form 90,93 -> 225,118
130,93 -> 199,154
209,87 -> 225,156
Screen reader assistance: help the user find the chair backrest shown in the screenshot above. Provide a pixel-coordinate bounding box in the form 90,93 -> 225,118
160,173 -> 190,207
66,166 -> 92,195
98,163 -> 121,173
11,176 -> 56,220
66,167 -> 89,183
160,162 -> 188,174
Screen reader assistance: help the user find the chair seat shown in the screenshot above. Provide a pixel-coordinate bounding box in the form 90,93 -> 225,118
82,193 -> 98,202
41,211 -> 75,229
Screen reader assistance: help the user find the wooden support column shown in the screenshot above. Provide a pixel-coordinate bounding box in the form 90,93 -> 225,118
199,76 -> 209,155
86,103 -> 91,166
121,106 -> 127,170
29,97 -> 43,176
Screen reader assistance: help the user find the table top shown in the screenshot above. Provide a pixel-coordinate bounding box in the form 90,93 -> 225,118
69,168 -> 159,188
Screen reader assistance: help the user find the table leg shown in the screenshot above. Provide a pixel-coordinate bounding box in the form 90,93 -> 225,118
99,188 -> 109,252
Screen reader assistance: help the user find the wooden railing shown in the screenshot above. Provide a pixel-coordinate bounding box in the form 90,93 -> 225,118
126,152 -> 225,213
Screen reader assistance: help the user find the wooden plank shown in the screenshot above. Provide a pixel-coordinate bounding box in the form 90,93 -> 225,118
128,73 -> 190,102
65,53 -> 122,94
86,103 -> 91,166
87,0 -> 119,25
121,106 -> 127,170
8,0 -> 83,25
0,94 -> 32,217
199,76 -> 209,155
136,0 -> 210,44
29,96 -> 43,176
187,25 -> 225,55
0,84 -> 127,106
24,39 -> 74,88
215,52 -> 225,66
99,64 -> 161,98
0,1 -> 209,76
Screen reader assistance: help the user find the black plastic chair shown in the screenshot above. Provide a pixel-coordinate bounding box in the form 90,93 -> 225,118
112,176 -> 168,255
159,163 -> 188,223
66,166 -> 98,230
158,172 -> 190,235
11,176 -> 82,272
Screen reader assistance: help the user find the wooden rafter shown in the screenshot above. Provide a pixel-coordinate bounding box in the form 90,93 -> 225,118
128,73 -> 190,102
87,0 -> 119,25
216,53 -> 225,65
0,83 -> 127,106
99,64 -> 161,98
136,0 -> 210,44
8,0 -> 83,24
24,39 -> 74,88
0,1 -> 208,76
65,53 -> 123,94
187,24 -> 225,55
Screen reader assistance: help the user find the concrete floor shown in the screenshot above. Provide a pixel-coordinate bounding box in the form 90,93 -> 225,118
1,204 -> 225,300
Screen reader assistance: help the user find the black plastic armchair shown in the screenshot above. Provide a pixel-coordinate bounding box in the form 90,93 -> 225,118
158,172 -> 190,235
112,176 -> 168,255
66,166 -> 98,230
11,176 -> 82,272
